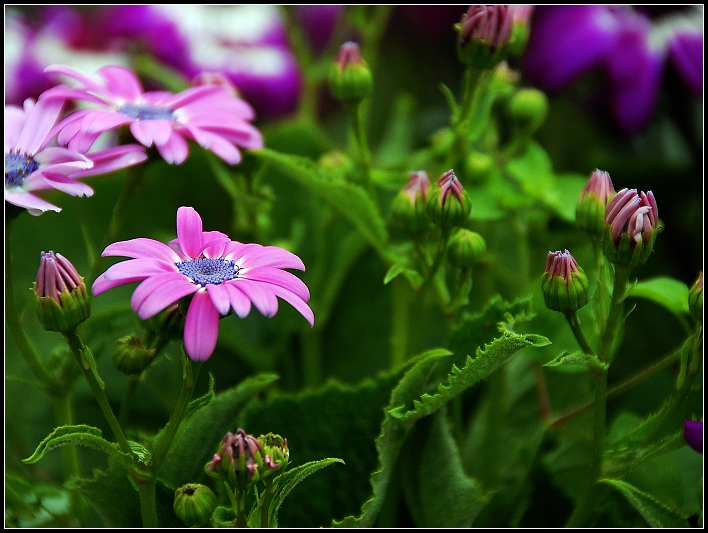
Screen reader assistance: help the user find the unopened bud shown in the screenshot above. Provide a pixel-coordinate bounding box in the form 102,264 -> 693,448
507,5 -> 534,57
542,250 -> 589,313
447,229 -> 487,268
603,188 -> 659,267
328,42 -> 373,102
426,169 -> 472,228
257,433 -> 290,476
576,169 -> 616,236
506,88 -> 549,133
112,335 -> 155,376
390,171 -> 431,235
34,251 -> 91,333
464,151 -> 495,184
456,5 -> 514,69
173,483 -> 217,527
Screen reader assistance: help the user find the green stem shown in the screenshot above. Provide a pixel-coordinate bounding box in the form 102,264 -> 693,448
89,164 -> 146,286
419,229 -> 449,299
259,479 -> 276,528
564,311 -> 595,356
62,329 -> 133,456
446,67 -> 483,169
152,350 -> 201,472
136,477 -> 157,528
566,265 -> 631,527
390,277 -> 410,369
346,101 -> 374,197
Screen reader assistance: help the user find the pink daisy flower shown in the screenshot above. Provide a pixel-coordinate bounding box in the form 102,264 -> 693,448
92,206 -> 314,362
5,98 -> 147,216
40,64 -> 264,165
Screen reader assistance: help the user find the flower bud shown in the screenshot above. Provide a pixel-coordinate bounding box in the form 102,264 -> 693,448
173,483 -> 218,527
257,433 -> 290,476
576,169 -> 616,237
603,188 -> 658,267
34,251 -> 91,333
688,271 -> 703,322
328,42 -> 373,102
112,335 -> 155,376
205,428 -> 279,487
456,5 -> 514,69
506,5 -> 534,58
390,171 -> 431,235
447,229 -> 487,268
506,88 -> 549,134
426,170 -> 472,229
142,302 -> 185,344
464,151 -> 495,184
542,250 -> 589,313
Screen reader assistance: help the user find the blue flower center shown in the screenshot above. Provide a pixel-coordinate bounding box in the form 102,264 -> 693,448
118,103 -> 176,121
5,151 -> 39,188
176,258 -> 239,286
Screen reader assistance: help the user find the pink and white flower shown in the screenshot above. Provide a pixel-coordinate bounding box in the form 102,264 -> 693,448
5,98 -> 147,216
40,64 -> 264,165
92,206 -> 314,362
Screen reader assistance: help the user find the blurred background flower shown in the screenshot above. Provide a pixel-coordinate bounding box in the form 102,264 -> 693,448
523,5 -> 703,132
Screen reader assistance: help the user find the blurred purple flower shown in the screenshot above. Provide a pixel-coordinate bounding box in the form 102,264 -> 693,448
684,420 -> 703,454
5,98 -> 147,216
92,206 -> 314,361
523,5 -> 703,132
295,6 -> 343,53
41,65 -> 263,165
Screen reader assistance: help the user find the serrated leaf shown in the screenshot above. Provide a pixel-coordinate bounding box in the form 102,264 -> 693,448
333,349 -> 453,528
544,351 -> 607,373
628,276 -> 690,321
600,478 -> 690,527
389,324 -> 550,422
157,373 -> 279,490
254,148 -> 388,253
267,458 -> 345,527
22,425 -> 132,470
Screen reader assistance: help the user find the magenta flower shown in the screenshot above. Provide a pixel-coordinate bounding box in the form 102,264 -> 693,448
92,206 -> 314,362
684,420 -> 703,454
5,98 -> 147,216
40,64 -> 264,165
523,6 -> 703,132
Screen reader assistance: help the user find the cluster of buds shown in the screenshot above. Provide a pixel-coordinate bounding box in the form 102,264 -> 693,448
173,483 -> 218,527
34,251 -> 90,333
328,42 -> 373,103
542,250 -> 589,313
456,5 -> 514,69
603,188 -> 658,267
426,169 -> 472,229
205,429 -> 288,488
576,170 -> 616,237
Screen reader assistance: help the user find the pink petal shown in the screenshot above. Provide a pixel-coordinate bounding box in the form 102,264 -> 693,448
184,288 -> 220,361
71,144 -> 148,179
235,245 -> 305,270
224,282 -> 252,318
206,283 -> 232,315
16,98 -> 63,154
4,191 -> 61,215
165,85 -> 224,109
130,119 -> 174,147
241,266 -> 310,301
231,278 -> 278,318
155,130 -> 189,164
176,206 -> 204,258
103,258 -> 177,281
45,64 -> 108,94
34,146 -> 92,168
92,272 -> 134,296
134,274 -> 197,319
5,104 -> 25,151
39,172 -> 94,197
183,126 -> 242,165
97,65 -> 144,101
102,238 -> 181,262
81,109 -> 134,134
268,284 -> 315,327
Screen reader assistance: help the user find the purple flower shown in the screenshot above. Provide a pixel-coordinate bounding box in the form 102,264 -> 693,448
523,6 -> 703,132
40,65 -> 264,165
684,420 -> 702,454
5,98 -> 147,216
92,206 -> 314,362
295,6 -> 343,53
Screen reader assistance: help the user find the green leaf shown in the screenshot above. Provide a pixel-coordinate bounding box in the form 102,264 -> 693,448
68,464 -> 141,527
403,411 -> 490,527
600,478 -> 690,527
551,173 -> 589,223
544,351 -> 608,373
254,148 -> 388,253
628,276 -> 690,321
439,82 -> 459,119
333,349 -> 453,527
157,373 -> 279,491
383,262 -> 422,288
466,183 -> 506,221
182,373 -> 216,420
389,323 -> 550,422
22,425 -> 132,470
267,458 -> 346,527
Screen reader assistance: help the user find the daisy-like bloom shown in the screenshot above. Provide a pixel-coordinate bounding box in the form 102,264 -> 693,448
5,98 -> 147,216
92,206 -> 314,362
40,64 -> 264,165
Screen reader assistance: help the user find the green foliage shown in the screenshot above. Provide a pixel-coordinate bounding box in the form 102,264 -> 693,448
628,276 -> 690,322
600,478 -> 690,527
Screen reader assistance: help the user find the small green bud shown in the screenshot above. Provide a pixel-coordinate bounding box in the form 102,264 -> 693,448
603,188 -> 658,267
34,251 -> 91,333
328,42 -> 373,102
506,5 -> 534,58
464,151 -> 495,184
112,335 -> 155,376
142,303 -> 185,343
576,169 -> 616,237
430,128 -> 455,161
447,229 -> 487,268
688,271 -> 703,323
426,169 -> 472,229
257,432 -> 290,478
542,250 -> 589,313
456,5 -> 513,69
390,171 -> 431,235
506,88 -> 549,134
173,483 -> 217,527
